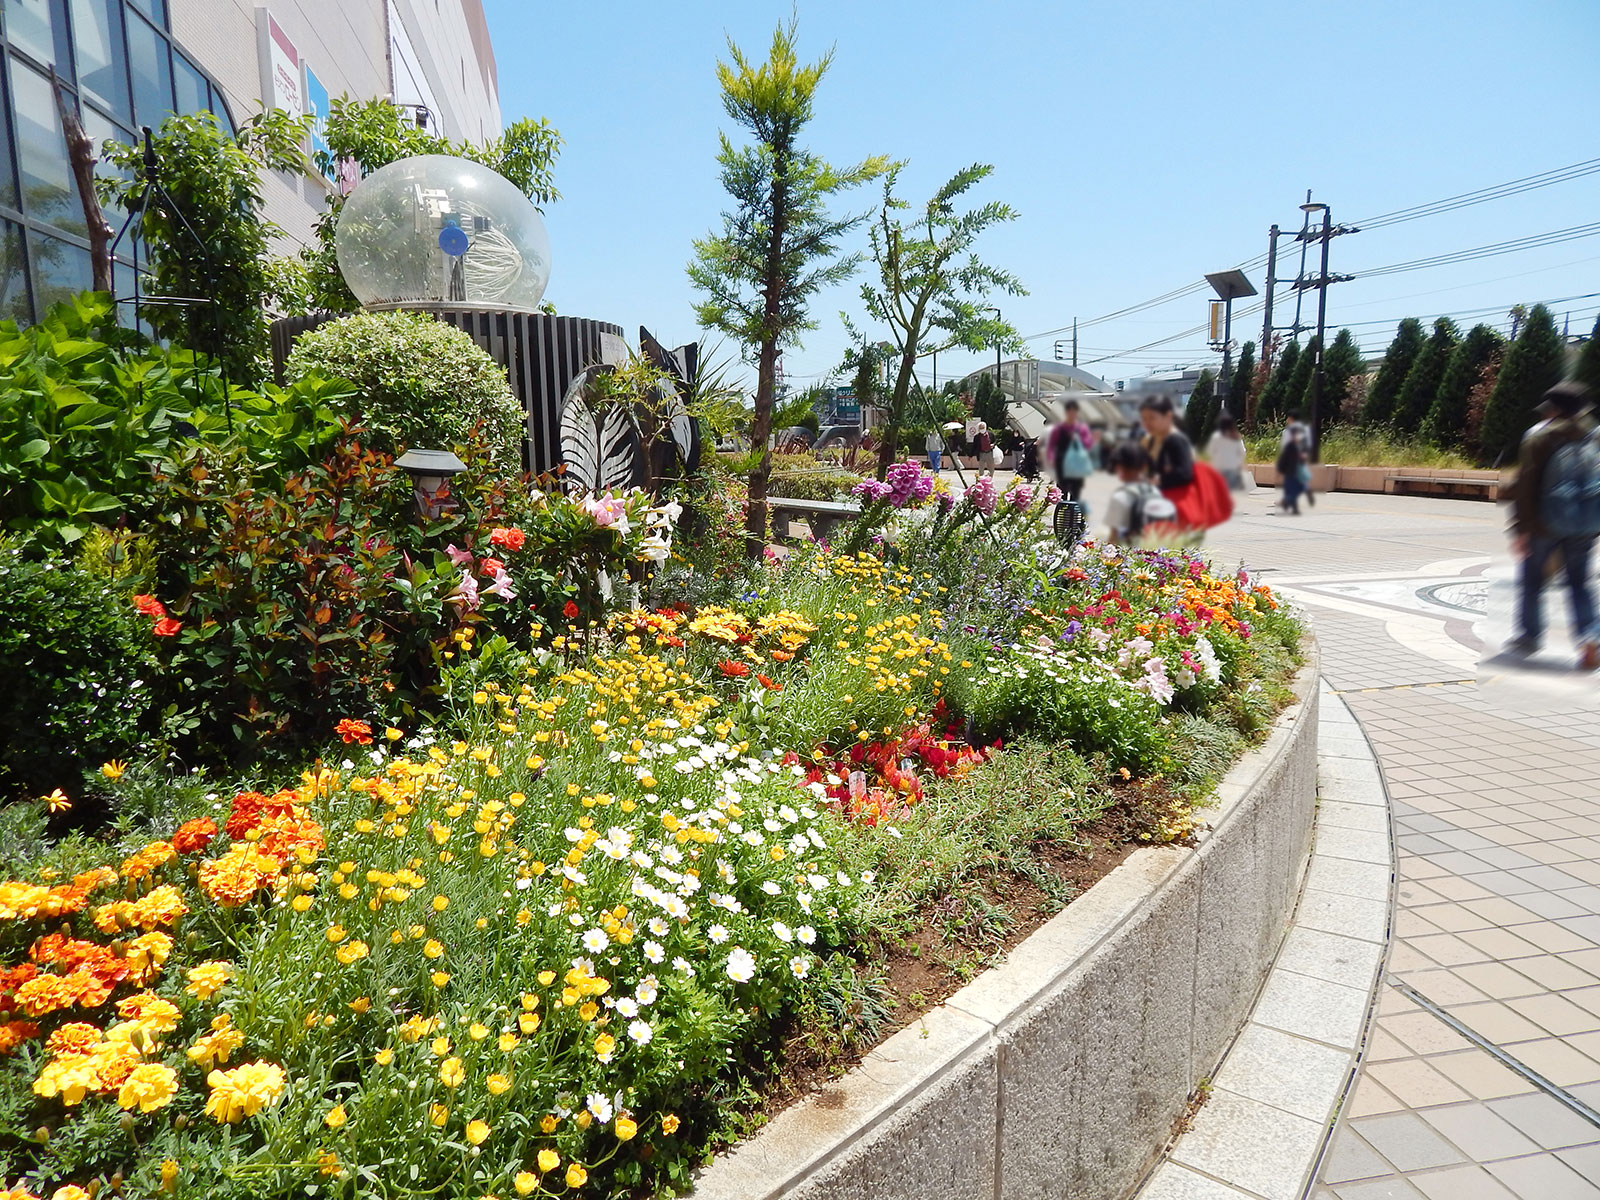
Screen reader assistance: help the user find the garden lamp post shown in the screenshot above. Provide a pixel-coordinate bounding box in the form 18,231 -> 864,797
394,449 -> 467,518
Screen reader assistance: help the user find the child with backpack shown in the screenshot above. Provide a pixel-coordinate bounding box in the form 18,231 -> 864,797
1104,441 -> 1178,546
1510,381 -> 1600,669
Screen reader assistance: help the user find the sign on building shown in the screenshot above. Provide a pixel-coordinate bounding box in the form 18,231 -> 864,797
256,11 -> 302,116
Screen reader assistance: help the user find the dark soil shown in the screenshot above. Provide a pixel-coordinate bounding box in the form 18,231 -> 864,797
758,800 -> 1161,1118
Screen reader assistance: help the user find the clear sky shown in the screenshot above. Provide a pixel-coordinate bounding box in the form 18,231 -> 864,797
481,0 -> 1600,393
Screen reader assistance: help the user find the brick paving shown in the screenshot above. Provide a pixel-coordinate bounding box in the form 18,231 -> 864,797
1188,487 -> 1600,1198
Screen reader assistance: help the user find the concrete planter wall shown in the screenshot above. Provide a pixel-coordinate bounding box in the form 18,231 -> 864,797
692,651 -> 1320,1200
1248,462 -> 1511,498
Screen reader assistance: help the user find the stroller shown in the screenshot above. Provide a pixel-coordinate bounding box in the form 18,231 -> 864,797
1018,438 -> 1041,481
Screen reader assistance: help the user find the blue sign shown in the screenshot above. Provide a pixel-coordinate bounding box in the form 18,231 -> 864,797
304,67 -> 333,180
832,385 -> 859,421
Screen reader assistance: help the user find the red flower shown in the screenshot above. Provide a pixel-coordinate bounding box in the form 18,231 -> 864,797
718,660 -> 750,678
132,594 -> 165,618
335,718 -> 373,745
488,527 -> 526,552
756,673 -> 782,692
152,617 -> 182,637
171,817 -> 218,855
562,600 -> 580,621
479,557 -> 505,576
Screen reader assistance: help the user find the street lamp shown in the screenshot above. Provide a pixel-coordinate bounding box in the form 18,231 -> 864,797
394,448 -> 468,518
1203,268 -> 1257,422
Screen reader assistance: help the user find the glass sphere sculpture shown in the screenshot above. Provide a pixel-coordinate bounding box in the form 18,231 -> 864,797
335,154 -> 551,313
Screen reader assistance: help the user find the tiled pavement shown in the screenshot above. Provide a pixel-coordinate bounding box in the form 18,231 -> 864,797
1197,486 -> 1600,1199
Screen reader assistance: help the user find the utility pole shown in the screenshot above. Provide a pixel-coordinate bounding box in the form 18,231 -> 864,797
1261,225 -> 1279,366
1293,196 -> 1356,462
1291,190 -> 1313,336
1072,317 -> 1078,367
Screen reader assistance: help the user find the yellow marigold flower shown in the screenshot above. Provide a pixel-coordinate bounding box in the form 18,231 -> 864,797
204,1061 -> 286,1123
615,1115 -> 637,1141
430,1103 -> 449,1127
116,1062 -> 178,1113
537,1147 -> 560,1172
125,930 -> 174,984
486,1072 -> 511,1095
565,1163 -> 587,1188
325,1103 -> 347,1129
465,1118 -> 490,1145
439,1057 -> 465,1088
375,1047 -> 394,1065
50,1186 -> 91,1200
100,760 -> 127,781
515,1169 -> 538,1194
662,1113 -> 681,1134
185,1014 -> 244,1069
431,971 -> 451,989
185,960 -> 231,1002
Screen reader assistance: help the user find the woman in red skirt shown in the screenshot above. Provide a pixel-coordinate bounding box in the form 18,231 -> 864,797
1139,395 -> 1234,536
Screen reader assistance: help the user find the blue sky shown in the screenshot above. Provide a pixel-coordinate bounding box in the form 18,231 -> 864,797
482,0 -> 1600,392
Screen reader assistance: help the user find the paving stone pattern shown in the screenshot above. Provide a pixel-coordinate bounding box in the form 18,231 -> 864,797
1197,489 -> 1600,1199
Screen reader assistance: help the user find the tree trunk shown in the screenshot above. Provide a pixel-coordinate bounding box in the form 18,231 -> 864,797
745,338 -> 777,557
50,69 -> 114,294
876,347 -> 919,480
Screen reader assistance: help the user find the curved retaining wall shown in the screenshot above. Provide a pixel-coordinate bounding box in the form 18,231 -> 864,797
693,649 -> 1320,1200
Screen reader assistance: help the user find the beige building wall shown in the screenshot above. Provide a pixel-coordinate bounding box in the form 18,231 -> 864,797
169,0 -> 500,250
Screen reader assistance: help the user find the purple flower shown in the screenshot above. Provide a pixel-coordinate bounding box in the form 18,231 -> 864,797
851,478 -> 893,503
885,458 -> 936,507
937,492 -> 956,513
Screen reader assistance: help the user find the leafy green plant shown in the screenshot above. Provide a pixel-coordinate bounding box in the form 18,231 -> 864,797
283,310 -> 524,468
0,552 -> 159,800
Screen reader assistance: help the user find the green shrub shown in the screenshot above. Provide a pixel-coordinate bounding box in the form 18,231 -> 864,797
284,310 -> 524,468
0,554 -> 159,800
768,467 -> 863,501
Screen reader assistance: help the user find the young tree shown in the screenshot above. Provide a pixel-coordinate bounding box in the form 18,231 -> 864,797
1255,339 -> 1299,425
1576,313 -> 1600,397
1321,329 -> 1364,426
687,21 -> 889,552
1283,335 -> 1317,417
849,163 -> 1023,479
971,370 -> 1009,433
101,110 -> 307,386
1184,369 -> 1218,444
1479,304 -> 1564,464
1227,340 -> 1255,422
1361,317 -> 1425,427
1422,324 -> 1504,449
1393,317 -> 1460,436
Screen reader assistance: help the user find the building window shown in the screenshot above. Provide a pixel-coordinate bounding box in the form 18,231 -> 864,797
69,0 -> 131,121
7,0 -> 71,76
124,0 -> 166,28
0,219 -> 31,324
31,228 -> 91,311
10,58 -> 84,236
125,11 -> 172,130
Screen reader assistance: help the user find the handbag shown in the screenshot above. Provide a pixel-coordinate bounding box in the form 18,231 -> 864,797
1062,436 -> 1096,479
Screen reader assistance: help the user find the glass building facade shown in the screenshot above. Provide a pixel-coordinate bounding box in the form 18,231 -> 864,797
0,0 -> 233,325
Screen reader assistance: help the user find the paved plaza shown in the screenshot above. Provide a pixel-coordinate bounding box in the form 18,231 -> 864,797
1155,478 -> 1600,1199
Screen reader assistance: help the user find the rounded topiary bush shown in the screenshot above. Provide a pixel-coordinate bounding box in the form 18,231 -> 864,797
284,310 -> 523,467
0,555 -> 159,800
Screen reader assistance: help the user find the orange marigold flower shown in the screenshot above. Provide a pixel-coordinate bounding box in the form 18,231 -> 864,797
171,817 -> 218,855
0,1019 -> 39,1054
120,842 -> 175,883
199,843 -> 286,907
335,719 -> 373,746
718,660 -> 750,678
45,1023 -> 101,1058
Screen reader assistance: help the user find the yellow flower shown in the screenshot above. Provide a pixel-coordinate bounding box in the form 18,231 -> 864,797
161,1159 -> 179,1192
292,894 -> 314,912
487,1072 -> 511,1095
662,1113 -> 681,1134
439,1057 -> 465,1088
578,1001 -> 598,1022
325,1103 -> 347,1129
430,1103 -> 449,1127
317,1150 -> 341,1176
615,1115 -> 637,1141
518,1011 -> 540,1034
537,1148 -> 560,1173
185,960 -> 231,1001
537,970 -> 556,986
422,938 -> 445,959
204,1061 -> 287,1123
468,1022 -> 489,1041
465,1118 -> 490,1145
375,1047 -> 394,1065
52,1186 -> 91,1200
514,1170 -> 538,1194
100,760 -> 127,781
431,1036 -> 452,1057
335,940 -> 369,965
385,726 -> 403,741
325,925 -> 347,944
432,895 -> 449,912
592,1032 -> 616,1059
116,1062 -> 179,1113
431,971 -> 451,989
565,1163 -> 588,1188
43,788 -> 72,813
498,1032 -> 519,1052
349,996 -> 371,1014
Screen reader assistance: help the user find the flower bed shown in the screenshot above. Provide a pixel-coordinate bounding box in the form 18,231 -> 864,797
0,458 -> 1299,1200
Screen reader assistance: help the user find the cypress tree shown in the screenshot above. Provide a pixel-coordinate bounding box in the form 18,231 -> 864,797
1362,318 -> 1425,427
1184,369 -> 1217,444
1256,340 -> 1300,425
1321,329 -> 1363,426
1480,304 -> 1565,464
1227,341 -> 1256,422
1422,324 -> 1504,449
1576,313 -> 1600,397
1283,335 -> 1318,417
1394,318 -> 1460,436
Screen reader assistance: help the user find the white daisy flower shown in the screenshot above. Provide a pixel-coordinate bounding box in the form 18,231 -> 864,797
726,947 -> 757,983
629,1020 -> 653,1045
582,929 -> 610,953
708,924 -> 729,945
643,940 -> 665,964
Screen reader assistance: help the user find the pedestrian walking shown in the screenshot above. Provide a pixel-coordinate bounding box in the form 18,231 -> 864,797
1205,413 -> 1248,491
1276,431 -> 1306,515
1282,411 -> 1315,506
1047,399 -> 1096,502
1104,441 -> 1178,545
1509,382 -> 1600,669
975,422 -> 994,477
924,426 -> 944,473
1139,395 -> 1233,535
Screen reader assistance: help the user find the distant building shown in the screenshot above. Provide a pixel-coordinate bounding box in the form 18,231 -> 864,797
0,0 -> 499,325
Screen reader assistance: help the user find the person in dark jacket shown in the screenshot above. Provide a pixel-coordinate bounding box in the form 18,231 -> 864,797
1509,381 -> 1599,668
1137,395 -> 1194,490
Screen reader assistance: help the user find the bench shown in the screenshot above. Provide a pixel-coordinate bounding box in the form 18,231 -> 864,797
767,496 -> 863,541
1383,471 -> 1502,501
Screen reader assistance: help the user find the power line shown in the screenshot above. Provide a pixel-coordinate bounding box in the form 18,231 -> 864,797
1351,222 -> 1600,281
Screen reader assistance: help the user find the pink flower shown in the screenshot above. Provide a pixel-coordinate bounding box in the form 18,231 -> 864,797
445,544 -> 473,568
484,568 -> 517,602
966,476 -> 997,517
1045,485 -> 1064,506
448,568 -> 481,611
